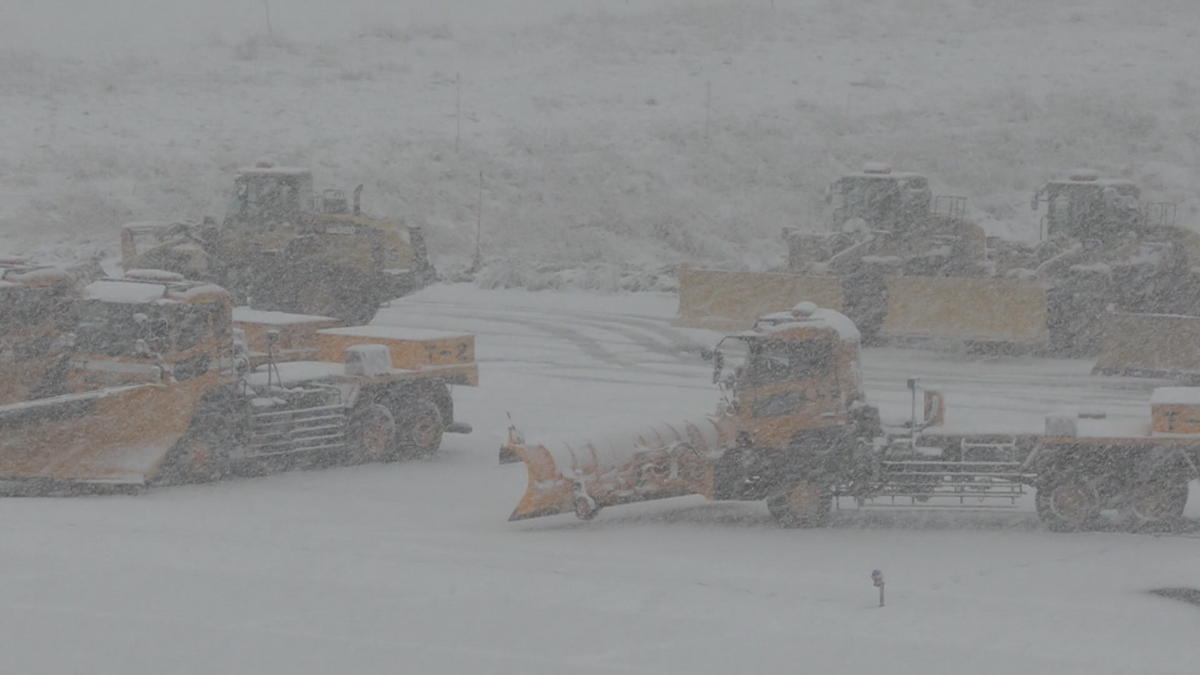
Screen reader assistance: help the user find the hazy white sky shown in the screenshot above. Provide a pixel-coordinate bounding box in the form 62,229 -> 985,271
2,1 -> 684,57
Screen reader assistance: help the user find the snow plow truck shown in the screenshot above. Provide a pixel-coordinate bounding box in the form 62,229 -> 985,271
506,302 -> 1198,532
120,164 -> 435,326
674,167 -> 1196,364
0,271 -> 475,495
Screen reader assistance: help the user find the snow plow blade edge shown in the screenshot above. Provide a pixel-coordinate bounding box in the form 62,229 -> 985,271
881,276 -> 1049,343
673,269 -> 844,332
0,379 -> 210,491
1093,312 -> 1200,379
507,419 -> 726,522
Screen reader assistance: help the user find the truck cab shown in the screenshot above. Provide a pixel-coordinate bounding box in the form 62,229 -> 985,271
71,272 -> 235,390
827,164 -> 933,233
0,263 -> 79,403
712,302 -> 866,450
1033,171 -> 1147,244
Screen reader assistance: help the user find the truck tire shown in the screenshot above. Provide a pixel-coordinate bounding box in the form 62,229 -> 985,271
1035,478 -> 1100,531
396,399 -> 444,458
1123,482 -> 1189,528
574,494 -> 600,521
348,403 -> 398,463
767,481 -> 832,528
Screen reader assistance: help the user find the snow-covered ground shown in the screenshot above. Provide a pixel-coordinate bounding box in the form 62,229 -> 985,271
3,284 -> 1199,674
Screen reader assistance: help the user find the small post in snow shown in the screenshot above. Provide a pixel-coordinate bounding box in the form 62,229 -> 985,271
907,378 -> 919,429
872,569 -> 885,607
704,81 -> 711,142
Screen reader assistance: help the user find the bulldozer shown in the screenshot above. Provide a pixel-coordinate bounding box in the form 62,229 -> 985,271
0,271 -> 476,494
1019,170 -> 1195,358
675,165 -> 1048,346
121,164 -> 435,326
506,302 -> 1199,532
675,167 -> 1194,357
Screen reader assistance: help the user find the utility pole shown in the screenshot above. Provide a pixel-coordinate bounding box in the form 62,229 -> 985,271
472,170 -> 483,272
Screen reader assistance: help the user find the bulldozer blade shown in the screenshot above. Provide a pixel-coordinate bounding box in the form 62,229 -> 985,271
1092,312 -> 1200,379
881,277 -> 1049,343
673,269 -> 843,332
507,419 -> 727,521
0,378 -> 208,493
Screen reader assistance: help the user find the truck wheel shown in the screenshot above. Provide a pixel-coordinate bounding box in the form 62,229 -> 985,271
574,495 -> 600,521
349,403 -> 397,463
767,481 -> 832,528
396,400 -> 444,458
1124,482 -> 1189,527
1035,478 -> 1100,531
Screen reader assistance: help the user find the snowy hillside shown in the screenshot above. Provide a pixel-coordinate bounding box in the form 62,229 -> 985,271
3,0 -> 1200,284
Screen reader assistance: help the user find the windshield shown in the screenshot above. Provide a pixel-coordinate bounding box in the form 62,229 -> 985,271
226,174 -> 309,229
832,176 -> 930,230
75,301 -> 168,357
745,338 -> 834,386
1046,183 -> 1141,240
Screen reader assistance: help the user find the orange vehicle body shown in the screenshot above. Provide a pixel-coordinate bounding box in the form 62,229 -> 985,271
0,274 -> 476,494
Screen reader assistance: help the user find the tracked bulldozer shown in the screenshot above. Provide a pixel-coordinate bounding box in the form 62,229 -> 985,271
0,271 -> 476,495
121,164 -> 435,326
675,165 -> 1047,345
507,302 -> 1199,532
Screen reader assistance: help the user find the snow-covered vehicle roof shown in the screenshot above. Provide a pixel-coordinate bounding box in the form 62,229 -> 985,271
749,303 -> 861,343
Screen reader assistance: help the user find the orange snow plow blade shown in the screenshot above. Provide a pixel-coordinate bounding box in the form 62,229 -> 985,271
881,276 -> 1049,343
0,377 -> 210,493
1092,312 -> 1200,379
673,269 -> 843,332
507,419 -> 728,521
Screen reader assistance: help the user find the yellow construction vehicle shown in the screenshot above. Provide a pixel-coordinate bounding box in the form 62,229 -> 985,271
675,164 -> 1045,345
508,302 -> 883,526
675,168 -> 1193,358
0,272 -> 475,495
507,302 -> 1197,531
0,258 -> 105,404
121,164 -> 435,325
